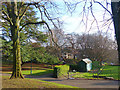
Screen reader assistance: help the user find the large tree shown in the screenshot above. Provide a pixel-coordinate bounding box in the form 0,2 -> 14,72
111,1 -> 120,64
1,4 -> 48,65
2,0 -> 59,79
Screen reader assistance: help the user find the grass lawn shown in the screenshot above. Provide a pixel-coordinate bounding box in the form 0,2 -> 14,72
2,69 -> 53,76
2,76 -> 83,89
98,65 -> 120,80
2,63 -> 55,76
71,65 -> 120,80
22,69 -> 53,75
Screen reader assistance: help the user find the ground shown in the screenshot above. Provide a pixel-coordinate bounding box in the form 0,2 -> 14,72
1,63 -> 120,89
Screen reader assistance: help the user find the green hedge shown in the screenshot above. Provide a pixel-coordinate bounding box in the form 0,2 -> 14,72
70,61 -> 87,72
77,61 -> 87,72
53,65 -> 69,78
69,64 -> 79,71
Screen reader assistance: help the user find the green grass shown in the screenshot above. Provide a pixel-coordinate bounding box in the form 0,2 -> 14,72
72,65 -> 120,80
2,76 -> 82,89
92,61 -> 101,70
70,72 -> 99,80
3,69 -> 53,76
98,65 -> 120,80
22,69 -> 53,75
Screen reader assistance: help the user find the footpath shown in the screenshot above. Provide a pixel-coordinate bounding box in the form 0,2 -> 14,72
2,73 -> 120,89
24,73 -> 119,89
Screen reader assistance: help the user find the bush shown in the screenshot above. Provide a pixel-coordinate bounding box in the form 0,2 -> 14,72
77,61 -> 87,72
69,65 -> 79,72
53,65 -> 69,78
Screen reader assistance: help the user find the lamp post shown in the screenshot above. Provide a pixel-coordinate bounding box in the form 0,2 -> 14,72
67,71 -> 70,79
30,59 -> 32,74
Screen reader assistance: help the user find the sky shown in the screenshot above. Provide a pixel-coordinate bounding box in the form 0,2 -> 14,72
45,0 -> 115,40
1,0 -> 116,40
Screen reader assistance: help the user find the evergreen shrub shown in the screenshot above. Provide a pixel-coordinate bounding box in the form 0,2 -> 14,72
53,65 -> 69,78
69,64 -> 79,71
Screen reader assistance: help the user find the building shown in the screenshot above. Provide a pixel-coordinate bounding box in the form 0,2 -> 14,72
78,58 -> 92,72
82,58 -> 92,71
62,53 -> 74,59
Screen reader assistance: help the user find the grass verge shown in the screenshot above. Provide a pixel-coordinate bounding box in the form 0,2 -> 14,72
72,65 -> 120,80
2,76 -> 82,89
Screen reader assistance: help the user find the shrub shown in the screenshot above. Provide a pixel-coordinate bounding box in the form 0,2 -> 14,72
69,65 -> 79,72
70,61 -> 87,72
77,61 -> 87,72
53,65 -> 69,78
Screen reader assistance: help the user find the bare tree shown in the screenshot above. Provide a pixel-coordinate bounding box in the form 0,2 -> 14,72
46,28 -> 67,58
76,32 -> 117,65
63,33 -> 79,61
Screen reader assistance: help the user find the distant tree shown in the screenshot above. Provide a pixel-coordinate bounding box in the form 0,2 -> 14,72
46,29 -> 67,58
76,32 -> 117,65
64,0 -> 120,64
44,53 -> 60,69
1,37 -> 13,63
64,34 -> 78,61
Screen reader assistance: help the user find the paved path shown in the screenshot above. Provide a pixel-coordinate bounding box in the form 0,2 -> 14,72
24,74 -> 120,89
2,73 -> 120,89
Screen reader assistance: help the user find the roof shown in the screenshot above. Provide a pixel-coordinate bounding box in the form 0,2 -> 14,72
82,58 -> 92,63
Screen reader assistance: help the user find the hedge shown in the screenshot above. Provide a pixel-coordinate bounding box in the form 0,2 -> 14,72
69,64 -> 79,71
53,65 -> 69,78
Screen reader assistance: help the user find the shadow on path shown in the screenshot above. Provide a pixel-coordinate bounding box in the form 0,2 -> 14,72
24,73 -> 64,81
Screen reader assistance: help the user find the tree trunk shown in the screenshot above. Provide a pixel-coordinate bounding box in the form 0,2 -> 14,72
111,2 -> 120,64
10,24 -> 24,79
10,1 -> 24,79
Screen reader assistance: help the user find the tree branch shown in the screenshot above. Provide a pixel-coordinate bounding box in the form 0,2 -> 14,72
93,0 -> 112,16
19,5 -> 29,21
34,4 -> 60,47
19,21 -> 46,32
34,5 -> 44,21
2,16 -> 9,22
19,2 -> 42,21
44,21 -> 60,48
41,5 -> 58,29
18,2 -> 24,16
2,10 -> 13,25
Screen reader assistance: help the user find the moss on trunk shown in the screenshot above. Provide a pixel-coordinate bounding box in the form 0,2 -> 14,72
10,24 -> 24,79
10,1 -> 24,78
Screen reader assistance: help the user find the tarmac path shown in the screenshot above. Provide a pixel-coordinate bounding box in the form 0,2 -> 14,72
2,73 -> 120,89
24,73 -> 120,89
